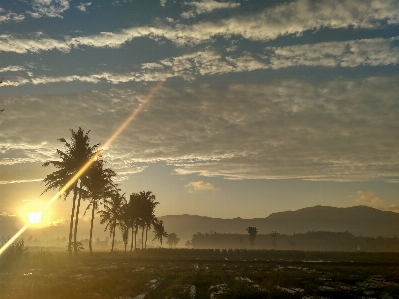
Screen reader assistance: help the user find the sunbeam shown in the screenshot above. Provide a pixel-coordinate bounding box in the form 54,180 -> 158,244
0,81 -> 164,256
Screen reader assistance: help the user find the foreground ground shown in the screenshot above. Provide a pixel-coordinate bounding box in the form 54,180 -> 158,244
1,249 -> 399,298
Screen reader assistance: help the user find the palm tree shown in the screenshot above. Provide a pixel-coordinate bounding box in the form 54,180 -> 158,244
42,128 -> 99,256
120,216 -> 129,254
83,159 -> 116,254
152,219 -> 168,247
140,191 -> 158,249
128,191 -> 159,249
126,193 -> 140,252
271,231 -> 279,250
246,227 -> 258,249
98,191 -> 126,252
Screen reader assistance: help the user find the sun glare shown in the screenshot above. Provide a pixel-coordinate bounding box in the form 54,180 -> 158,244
0,81 -> 164,256
27,211 -> 42,224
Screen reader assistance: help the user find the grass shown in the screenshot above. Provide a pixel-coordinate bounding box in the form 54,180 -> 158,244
1,249 -> 399,298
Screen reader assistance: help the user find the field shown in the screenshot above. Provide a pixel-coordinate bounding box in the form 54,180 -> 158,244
1,249 -> 399,299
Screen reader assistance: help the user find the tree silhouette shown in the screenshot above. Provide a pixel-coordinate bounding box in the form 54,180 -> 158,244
121,222 -> 129,254
166,233 -> 180,248
127,193 -> 141,251
42,128 -> 99,256
152,219 -> 168,247
271,231 -> 280,249
246,227 -> 258,249
99,191 -> 126,252
129,191 -> 159,249
83,159 -> 116,254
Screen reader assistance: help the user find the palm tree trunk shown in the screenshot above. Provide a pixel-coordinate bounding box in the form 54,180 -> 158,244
68,182 -> 78,257
141,227 -> 144,249
111,221 -> 116,252
89,200 -> 96,254
130,226 -> 134,252
73,181 -> 83,255
145,226 -> 148,249
134,226 -> 138,250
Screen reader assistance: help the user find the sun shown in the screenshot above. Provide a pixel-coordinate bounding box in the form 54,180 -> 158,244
27,211 -> 42,224
20,200 -> 50,226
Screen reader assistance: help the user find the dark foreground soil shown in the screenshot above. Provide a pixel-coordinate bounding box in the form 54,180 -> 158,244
1,249 -> 399,299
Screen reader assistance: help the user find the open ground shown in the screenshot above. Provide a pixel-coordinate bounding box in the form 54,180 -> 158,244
1,249 -> 399,299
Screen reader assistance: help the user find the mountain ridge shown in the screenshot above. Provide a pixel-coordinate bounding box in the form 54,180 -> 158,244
2,205 -> 398,246
159,205 -> 399,242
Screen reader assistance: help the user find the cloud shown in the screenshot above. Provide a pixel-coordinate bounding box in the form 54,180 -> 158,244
155,0 -> 399,45
45,217 -> 66,227
27,0 -> 70,18
1,143 -> 56,165
160,0 -> 167,7
0,8 -> 25,23
269,37 -> 399,69
0,65 -> 26,72
0,212 -> 14,217
182,0 -> 240,18
1,0 -> 399,53
76,2 -> 91,12
0,75 -> 398,182
349,191 -> 399,213
185,181 -> 217,193
385,204 -> 399,213
350,191 -> 383,206
112,0 -> 135,6
2,36 -> 398,87
0,34 -> 70,54
0,178 -> 42,185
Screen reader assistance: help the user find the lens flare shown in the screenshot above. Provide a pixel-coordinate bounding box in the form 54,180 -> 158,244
0,81 -> 164,256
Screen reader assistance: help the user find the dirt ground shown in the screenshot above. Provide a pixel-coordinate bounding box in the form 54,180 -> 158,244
1,250 -> 399,298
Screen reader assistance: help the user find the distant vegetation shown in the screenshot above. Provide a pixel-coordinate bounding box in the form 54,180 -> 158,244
189,231 -> 399,252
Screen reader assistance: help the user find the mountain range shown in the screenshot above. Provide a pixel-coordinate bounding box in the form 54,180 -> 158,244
2,205 -> 399,245
159,205 -> 399,243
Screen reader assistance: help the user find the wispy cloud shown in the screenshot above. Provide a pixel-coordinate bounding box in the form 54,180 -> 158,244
0,8 -> 25,23
185,181 -> 218,193
0,178 -> 42,185
269,37 -> 399,68
0,34 -> 70,54
181,0 -> 240,18
27,0 -> 70,19
1,0 -> 399,53
45,217 -> 66,227
1,75 -> 398,182
76,2 -> 92,12
0,143 -> 55,165
0,65 -> 26,72
2,36 -> 399,87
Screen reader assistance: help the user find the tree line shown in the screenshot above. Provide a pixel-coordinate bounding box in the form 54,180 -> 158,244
41,128 -> 172,256
189,230 -> 399,252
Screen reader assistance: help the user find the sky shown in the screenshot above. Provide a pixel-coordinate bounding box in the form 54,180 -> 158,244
0,0 -> 399,229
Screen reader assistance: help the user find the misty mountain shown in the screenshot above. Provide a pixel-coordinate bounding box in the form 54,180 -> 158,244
2,205 -> 398,248
159,205 -> 399,243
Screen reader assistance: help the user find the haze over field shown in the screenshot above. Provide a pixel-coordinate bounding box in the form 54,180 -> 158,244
0,0 -> 399,241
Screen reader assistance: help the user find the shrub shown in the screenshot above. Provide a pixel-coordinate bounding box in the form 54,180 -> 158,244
0,238 -> 29,267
